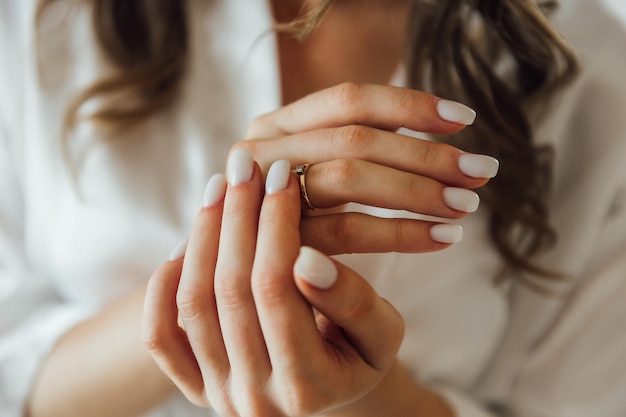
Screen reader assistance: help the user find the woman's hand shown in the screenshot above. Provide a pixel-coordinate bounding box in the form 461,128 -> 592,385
235,83 -> 499,255
143,154 -> 406,416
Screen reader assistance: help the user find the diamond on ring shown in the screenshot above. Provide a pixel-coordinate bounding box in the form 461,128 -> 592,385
292,163 -> 318,210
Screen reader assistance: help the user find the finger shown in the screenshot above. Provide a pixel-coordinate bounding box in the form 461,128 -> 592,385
246,83 -> 476,139
176,174 -> 230,383
251,161 -> 325,372
302,159 -> 480,219
293,247 -> 405,372
213,149 -> 271,380
143,258 -> 208,407
300,213 -> 463,255
238,126 -> 498,189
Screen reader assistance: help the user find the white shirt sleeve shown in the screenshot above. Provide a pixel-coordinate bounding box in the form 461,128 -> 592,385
433,191 -> 626,417
0,119 -> 94,416
0,3 -> 93,414
508,192 -> 626,416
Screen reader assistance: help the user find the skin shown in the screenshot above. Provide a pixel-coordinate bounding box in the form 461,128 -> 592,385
143,160 -> 455,416
240,83 -> 488,255
27,1 -> 489,416
274,0 -> 410,104
144,84 -> 486,416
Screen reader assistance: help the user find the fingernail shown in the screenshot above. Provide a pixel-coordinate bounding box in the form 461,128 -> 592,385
430,224 -> 463,244
458,153 -> 500,178
227,148 -> 254,186
169,239 -> 188,261
437,99 -> 477,125
265,160 -> 291,194
294,246 -> 337,290
443,188 -> 480,213
203,173 -> 228,207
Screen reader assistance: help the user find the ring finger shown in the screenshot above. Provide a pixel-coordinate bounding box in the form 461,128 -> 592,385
302,159 -> 480,218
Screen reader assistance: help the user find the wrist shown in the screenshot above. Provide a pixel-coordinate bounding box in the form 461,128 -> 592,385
325,360 -> 455,417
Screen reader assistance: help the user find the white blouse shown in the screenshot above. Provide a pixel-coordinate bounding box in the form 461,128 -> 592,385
1,0 -> 625,416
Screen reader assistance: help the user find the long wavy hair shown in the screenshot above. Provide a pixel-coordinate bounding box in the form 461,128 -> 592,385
37,0 -> 189,134
37,0 -> 578,286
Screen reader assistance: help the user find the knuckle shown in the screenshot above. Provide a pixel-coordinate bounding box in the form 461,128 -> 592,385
331,214 -> 361,247
331,82 -> 363,111
403,173 -> 423,202
416,140 -> 435,167
416,141 -> 453,167
142,328 -> 166,354
334,125 -> 373,154
397,88 -> 420,113
251,272 -> 290,304
393,218 -> 412,248
397,89 -> 435,113
214,275 -> 250,309
176,290 -> 209,321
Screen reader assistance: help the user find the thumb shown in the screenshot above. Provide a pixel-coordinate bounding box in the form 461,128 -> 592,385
293,246 -> 405,371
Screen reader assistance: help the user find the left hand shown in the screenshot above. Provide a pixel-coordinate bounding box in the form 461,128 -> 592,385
237,84 -> 493,255
142,154 -> 405,416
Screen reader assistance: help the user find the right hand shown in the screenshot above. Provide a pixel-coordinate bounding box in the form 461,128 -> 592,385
232,83 -> 499,255
144,160 -> 407,415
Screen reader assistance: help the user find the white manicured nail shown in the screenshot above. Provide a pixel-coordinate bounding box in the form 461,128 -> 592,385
430,224 -> 463,244
443,188 -> 480,213
169,239 -> 188,261
266,160 -> 291,194
294,246 -> 337,290
203,173 -> 227,207
227,148 -> 254,186
458,153 -> 500,178
437,99 -> 477,125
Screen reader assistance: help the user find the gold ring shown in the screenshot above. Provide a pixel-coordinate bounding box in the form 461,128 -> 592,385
292,164 -> 318,210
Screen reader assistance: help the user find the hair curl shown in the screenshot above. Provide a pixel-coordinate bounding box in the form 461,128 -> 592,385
38,0 -> 188,134
406,0 -> 578,285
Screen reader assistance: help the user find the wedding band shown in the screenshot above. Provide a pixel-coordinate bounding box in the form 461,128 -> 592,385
292,164 -> 318,210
